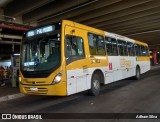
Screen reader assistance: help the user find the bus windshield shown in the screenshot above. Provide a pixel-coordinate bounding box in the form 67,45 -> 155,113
21,34 -> 61,72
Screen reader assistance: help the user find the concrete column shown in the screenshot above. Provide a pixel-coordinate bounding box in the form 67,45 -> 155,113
0,8 -> 4,20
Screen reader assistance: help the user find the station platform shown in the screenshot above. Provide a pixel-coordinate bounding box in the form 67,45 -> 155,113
0,80 -> 25,102
0,80 -> 19,96
0,64 -> 160,103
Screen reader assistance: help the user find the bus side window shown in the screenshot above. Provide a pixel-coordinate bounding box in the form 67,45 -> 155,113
131,43 -> 135,56
135,44 -> 141,56
118,40 -> 127,56
105,37 -> 118,56
65,36 -> 72,57
127,42 -> 135,56
76,37 -> 85,56
141,45 -> 147,56
112,39 -> 118,56
105,37 -> 112,56
65,35 -> 85,58
118,40 -> 123,56
97,35 -> 105,55
123,41 -> 128,56
88,33 -> 97,55
135,44 -> 138,56
88,33 -> 105,55
138,45 -> 142,56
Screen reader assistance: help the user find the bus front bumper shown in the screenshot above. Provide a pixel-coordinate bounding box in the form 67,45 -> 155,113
19,82 -> 67,96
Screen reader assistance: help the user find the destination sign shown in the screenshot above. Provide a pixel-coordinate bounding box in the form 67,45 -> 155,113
26,25 -> 55,37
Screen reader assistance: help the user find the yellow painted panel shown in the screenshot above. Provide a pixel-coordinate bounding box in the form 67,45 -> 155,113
19,66 -> 67,96
20,81 -> 67,96
62,20 -> 105,35
135,40 -> 148,46
137,56 -> 150,61
87,56 -> 108,68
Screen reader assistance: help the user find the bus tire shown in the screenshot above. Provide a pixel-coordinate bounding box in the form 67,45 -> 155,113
88,73 -> 100,96
134,66 -> 140,80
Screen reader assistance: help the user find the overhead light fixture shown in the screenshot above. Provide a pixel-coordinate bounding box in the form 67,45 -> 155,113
13,54 -> 20,56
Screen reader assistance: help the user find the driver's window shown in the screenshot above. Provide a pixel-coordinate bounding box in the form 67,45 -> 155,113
65,35 -> 84,59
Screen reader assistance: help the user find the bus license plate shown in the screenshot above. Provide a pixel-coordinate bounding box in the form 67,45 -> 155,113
30,87 -> 38,91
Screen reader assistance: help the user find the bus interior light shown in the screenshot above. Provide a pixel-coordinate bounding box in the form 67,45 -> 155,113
52,71 -> 62,84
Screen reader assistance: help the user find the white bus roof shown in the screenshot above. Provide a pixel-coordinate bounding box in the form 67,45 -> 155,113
105,32 -> 135,43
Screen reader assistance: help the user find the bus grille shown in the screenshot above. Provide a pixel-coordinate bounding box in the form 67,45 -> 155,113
24,87 -> 48,94
23,80 -> 45,85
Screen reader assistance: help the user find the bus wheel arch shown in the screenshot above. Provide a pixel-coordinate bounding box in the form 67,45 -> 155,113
93,69 -> 105,84
134,65 -> 141,80
88,70 -> 104,96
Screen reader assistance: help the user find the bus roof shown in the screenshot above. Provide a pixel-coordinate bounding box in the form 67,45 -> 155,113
63,20 -> 148,46
135,40 -> 148,46
62,20 -> 105,35
105,32 -> 135,43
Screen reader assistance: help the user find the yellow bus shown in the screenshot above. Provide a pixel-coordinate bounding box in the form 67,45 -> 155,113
19,20 -> 150,96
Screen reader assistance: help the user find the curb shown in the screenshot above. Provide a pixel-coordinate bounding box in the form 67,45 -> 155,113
0,93 -> 25,103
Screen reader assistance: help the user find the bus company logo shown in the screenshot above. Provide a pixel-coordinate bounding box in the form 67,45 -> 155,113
2,114 -> 11,119
120,58 -> 131,67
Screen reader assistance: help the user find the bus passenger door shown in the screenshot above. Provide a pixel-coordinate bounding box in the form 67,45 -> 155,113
65,26 -> 88,95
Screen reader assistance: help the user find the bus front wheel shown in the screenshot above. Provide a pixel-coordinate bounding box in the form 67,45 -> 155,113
88,73 -> 100,96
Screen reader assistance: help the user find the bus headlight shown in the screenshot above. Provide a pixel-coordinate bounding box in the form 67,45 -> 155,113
19,76 -> 22,82
52,72 -> 62,84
